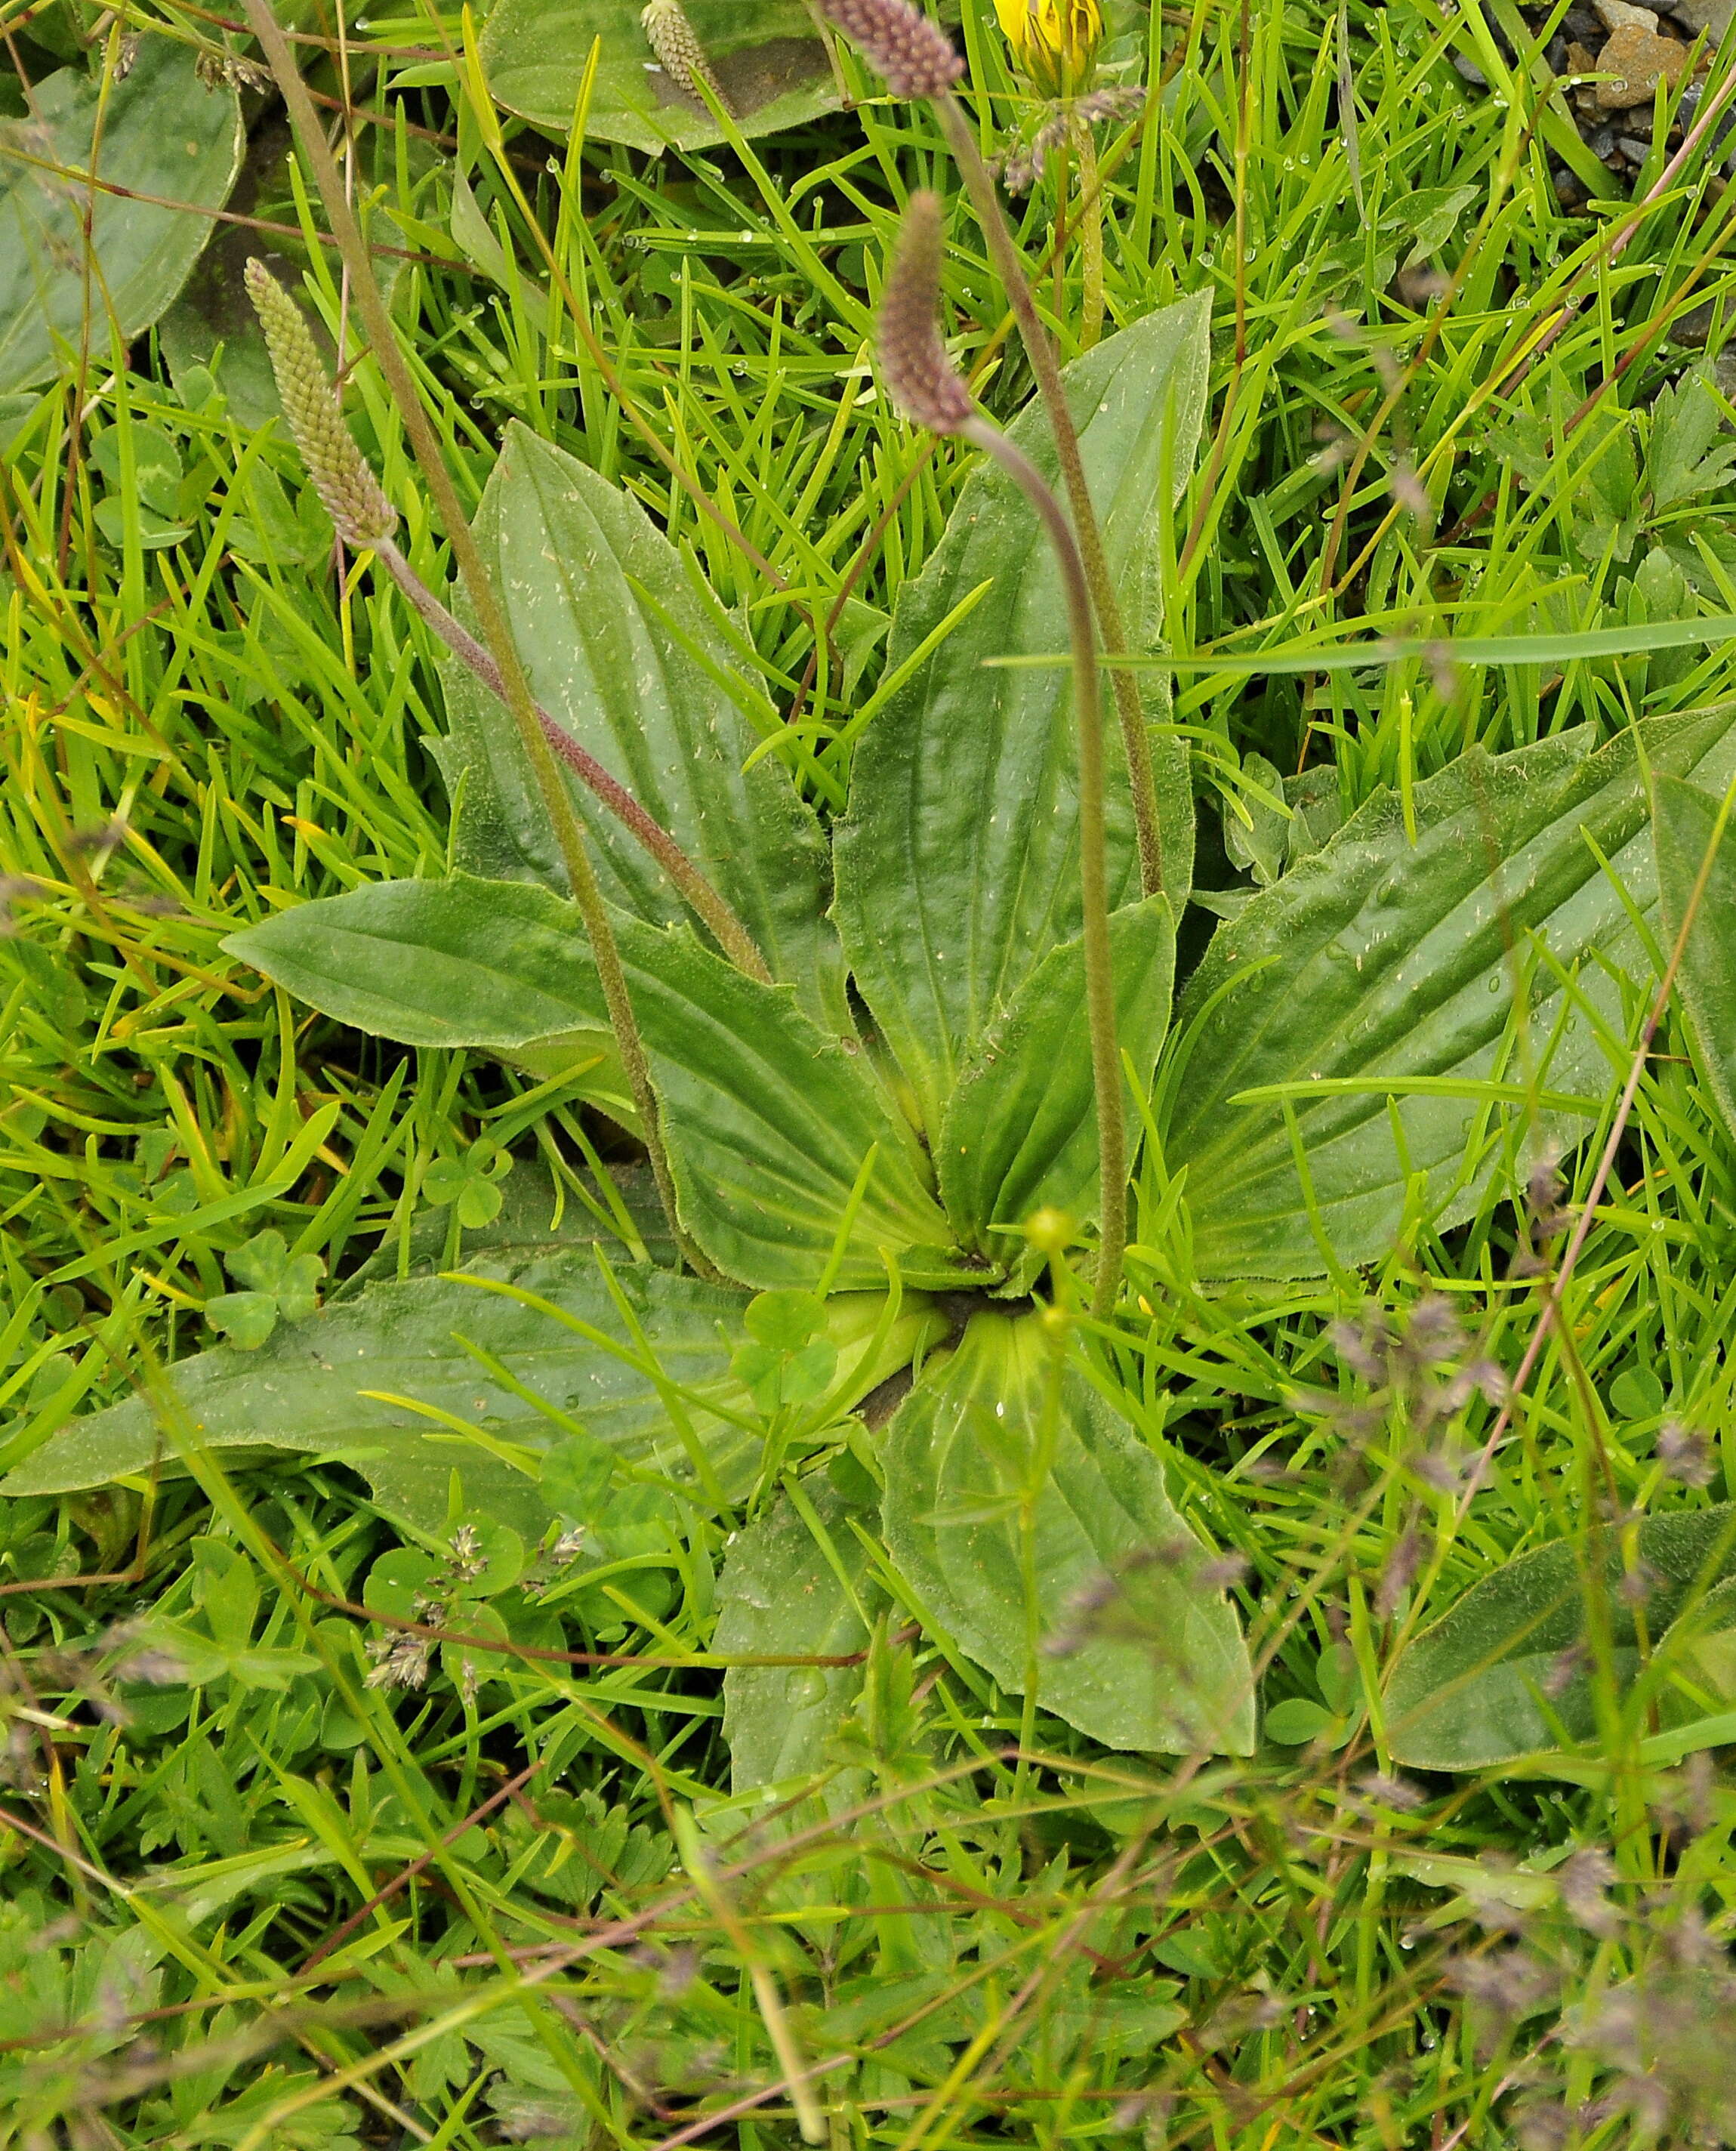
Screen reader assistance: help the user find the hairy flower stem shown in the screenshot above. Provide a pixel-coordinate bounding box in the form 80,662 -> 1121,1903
933,93 -> 1164,900
370,540 -> 771,983
961,413 -> 1124,1317
237,0 -> 693,1262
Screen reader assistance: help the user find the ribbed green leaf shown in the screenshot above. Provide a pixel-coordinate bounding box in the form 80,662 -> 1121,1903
4,1255 -> 935,1538
882,1312 -> 1253,1754
5,1257 -> 753,1535
717,1479 -> 880,1796
481,0 -> 840,151
441,423 -> 847,1029
1386,1506 -> 1736,1770
834,298 -> 1209,1139
939,897 -> 1175,1253
0,44 -> 240,391
1166,708 -> 1736,1279
226,877 -> 967,1291
1653,772 -> 1736,1142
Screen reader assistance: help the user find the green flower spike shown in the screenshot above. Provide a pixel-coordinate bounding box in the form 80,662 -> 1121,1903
243,259 -> 396,548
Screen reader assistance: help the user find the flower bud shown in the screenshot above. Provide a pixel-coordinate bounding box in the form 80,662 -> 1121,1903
243,260 -> 396,548
993,0 -> 1102,94
875,192 -> 973,435
817,0 -> 964,100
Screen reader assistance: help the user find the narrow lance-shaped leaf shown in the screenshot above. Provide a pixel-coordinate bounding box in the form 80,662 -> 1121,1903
1652,771 -> 1736,1143
5,1252 -> 939,1538
881,1311 -> 1253,1754
225,876 -> 973,1290
835,296 -> 1210,1140
939,895 -> 1175,1252
0,44 -> 242,392
1385,1505 -> 1736,1771
1166,706 -> 1736,1279
439,424 -> 848,1029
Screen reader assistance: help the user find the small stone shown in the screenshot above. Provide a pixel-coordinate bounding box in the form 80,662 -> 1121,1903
1593,0 -> 1660,29
1594,22 -> 1690,103
1454,51 -> 1488,84
1565,3 -> 1604,33
1565,37 -> 1599,66
1617,133 -> 1653,157
1669,0 -> 1734,32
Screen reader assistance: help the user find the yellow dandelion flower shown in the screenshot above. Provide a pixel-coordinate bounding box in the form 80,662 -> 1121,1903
992,0 -> 1102,92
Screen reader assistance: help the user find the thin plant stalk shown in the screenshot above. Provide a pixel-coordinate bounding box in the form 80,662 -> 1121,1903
816,0 -> 1167,899
874,189 -> 1125,1315
933,94 -> 1164,899
238,0 -> 692,1261
963,416 -> 1124,1315
369,539 -> 770,983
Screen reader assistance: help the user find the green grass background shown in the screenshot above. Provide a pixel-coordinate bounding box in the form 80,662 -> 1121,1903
6,0 -> 1736,2143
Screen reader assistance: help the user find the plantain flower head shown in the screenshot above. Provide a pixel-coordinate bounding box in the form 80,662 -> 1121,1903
993,0 -> 1102,93
244,260 -> 395,548
875,192 -> 973,436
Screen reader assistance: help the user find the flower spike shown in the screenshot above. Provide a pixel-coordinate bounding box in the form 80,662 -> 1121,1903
876,193 -> 973,435
243,260 -> 396,548
816,0 -> 964,98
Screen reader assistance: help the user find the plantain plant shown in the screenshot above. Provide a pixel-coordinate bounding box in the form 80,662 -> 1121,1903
17,0 -> 1736,1786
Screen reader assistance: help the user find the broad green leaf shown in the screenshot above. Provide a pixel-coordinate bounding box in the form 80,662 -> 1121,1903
717,1478 -> 882,1796
5,1251 -> 933,1536
1166,707 -> 1736,1279
480,0 -> 841,152
0,43 -> 241,391
1385,1504 -> 1736,1770
881,1312 -> 1253,1754
834,297 -> 1210,1138
442,424 -> 847,1027
938,896 -> 1175,1253
228,878 -> 968,1290
1653,771 -> 1736,1142
606,912 -> 967,1289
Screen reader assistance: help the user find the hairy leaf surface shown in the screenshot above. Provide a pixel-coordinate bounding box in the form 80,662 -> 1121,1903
226,877 -> 965,1290
939,897 -> 1175,1251
717,1480 -> 881,1796
1386,1506 -> 1736,1770
481,0 -> 840,151
5,1258 -> 932,1537
0,45 -> 240,391
1167,709 -> 1736,1278
442,424 -> 846,1027
1653,771 -> 1736,1140
881,1313 -> 1253,1754
835,298 -> 1209,1137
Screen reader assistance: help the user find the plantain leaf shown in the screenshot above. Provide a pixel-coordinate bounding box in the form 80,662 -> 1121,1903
226,877 -> 969,1292
1653,772 -> 1736,1143
604,913 -> 969,1290
1385,1505 -> 1736,1771
481,0 -> 840,152
717,1477 -> 882,1796
441,424 -> 847,1029
938,896 -> 1175,1254
1165,708 -> 1736,1279
834,297 -> 1210,1140
0,43 -> 241,392
3,1252 -> 936,1538
881,1312 -> 1253,1754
